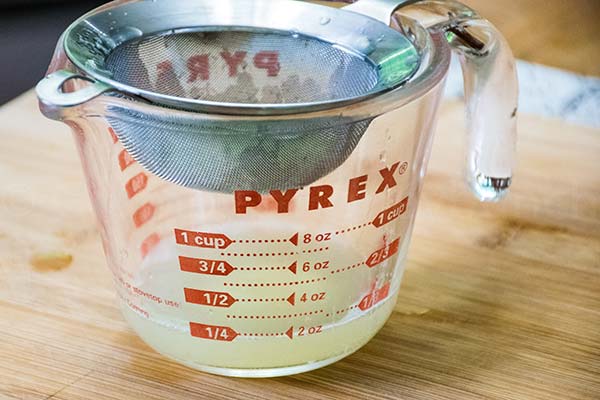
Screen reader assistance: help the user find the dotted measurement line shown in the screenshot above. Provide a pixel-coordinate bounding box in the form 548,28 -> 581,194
335,222 -> 372,235
241,332 -> 285,337
227,310 -> 324,320
221,252 -> 298,257
335,305 -> 358,315
224,277 -> 326,287
325,305 -> 359,318
234,266 -> 287,271
238,297 -> 286,303
232,239 -> 288,244
301,247 -> 329,254
330,261 -> 366,275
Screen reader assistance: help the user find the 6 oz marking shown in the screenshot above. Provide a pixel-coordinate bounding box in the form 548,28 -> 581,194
302,261 -> 329,272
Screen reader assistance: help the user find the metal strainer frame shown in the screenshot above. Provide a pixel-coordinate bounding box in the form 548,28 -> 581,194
36,0 -> 449,193
39,0 -> 421,115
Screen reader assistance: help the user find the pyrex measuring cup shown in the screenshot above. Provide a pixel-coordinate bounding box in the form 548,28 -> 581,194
36,0 -> 517,377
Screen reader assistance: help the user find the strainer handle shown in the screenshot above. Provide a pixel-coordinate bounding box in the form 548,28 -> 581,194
36,70 -> 112,109
344,0 -> 518,202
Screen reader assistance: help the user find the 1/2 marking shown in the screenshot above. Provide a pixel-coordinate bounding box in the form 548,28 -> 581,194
184,289 -> 236,307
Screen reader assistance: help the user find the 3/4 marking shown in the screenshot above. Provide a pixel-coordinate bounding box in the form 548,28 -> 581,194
179,256 -> 235,276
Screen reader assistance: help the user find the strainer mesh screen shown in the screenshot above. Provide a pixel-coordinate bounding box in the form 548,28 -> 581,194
104,30 -> 380,104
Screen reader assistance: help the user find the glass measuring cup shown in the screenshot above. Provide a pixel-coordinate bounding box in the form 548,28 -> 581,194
36,0 -> 517,377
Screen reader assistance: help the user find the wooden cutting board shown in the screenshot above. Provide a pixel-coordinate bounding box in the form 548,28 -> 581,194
0,91 -> 598,400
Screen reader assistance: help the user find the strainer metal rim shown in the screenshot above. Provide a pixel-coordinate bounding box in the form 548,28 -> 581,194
61,0 -> 421,115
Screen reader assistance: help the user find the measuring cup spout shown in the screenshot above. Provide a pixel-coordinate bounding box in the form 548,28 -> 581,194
345,0 -> 518,201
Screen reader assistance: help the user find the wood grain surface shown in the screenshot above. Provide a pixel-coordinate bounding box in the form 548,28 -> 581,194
316,0 -> 600,76
0,91 -> 598,399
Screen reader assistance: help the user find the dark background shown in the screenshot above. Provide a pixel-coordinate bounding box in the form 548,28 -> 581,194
0,0 -> 105,105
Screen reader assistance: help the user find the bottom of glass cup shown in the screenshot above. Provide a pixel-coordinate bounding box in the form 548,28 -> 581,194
118,289 -> 399,377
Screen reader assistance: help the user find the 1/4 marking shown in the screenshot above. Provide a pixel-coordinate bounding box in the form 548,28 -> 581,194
189,323 -> 238,342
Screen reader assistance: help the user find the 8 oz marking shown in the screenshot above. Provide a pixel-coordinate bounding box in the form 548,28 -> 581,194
303,232 -> 332,244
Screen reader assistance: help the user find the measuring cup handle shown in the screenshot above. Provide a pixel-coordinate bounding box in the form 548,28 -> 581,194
36,70 -> 112,118
343,0 -> 518,202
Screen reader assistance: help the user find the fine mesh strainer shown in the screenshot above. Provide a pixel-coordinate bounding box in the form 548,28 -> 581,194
37,0 -> 422,192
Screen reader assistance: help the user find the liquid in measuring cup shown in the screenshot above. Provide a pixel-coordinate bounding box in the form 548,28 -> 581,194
117,197 -> 411,376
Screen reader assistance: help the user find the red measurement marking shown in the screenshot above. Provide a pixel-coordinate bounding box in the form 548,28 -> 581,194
140,233 -> 160,258
224,277 -> 326,287
227,309 -> 323,320
234,232 -> 298,246
359,282 -> 391,311
238,296 -> 287,303
118,149 -> 136,171
235,265 -> 287,271
366,238 -> 400,268
372,197 -> 409,228
189,322 -> 238,342
288,261 -> 297,274
221,251 -> 297,257
175,228 -> 233,249
132,203 -> 155,228
287,292 -> 296,306
301,247 -> 329,254
335,305 -> 358,315
179,256 -> 234,276
184,288 -> 236,308
285,326 -> 294,339
108,127 -> 118,143
330,261 -> 365,275
335,222 -> 371,235
240,326 -> 293,339
125,173 -> 148,199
